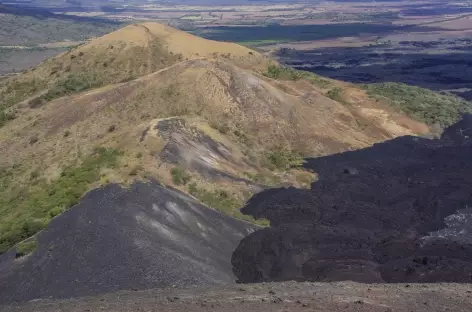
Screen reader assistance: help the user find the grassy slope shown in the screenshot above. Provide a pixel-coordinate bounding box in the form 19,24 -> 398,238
364,82 -> 472,127
0,22 -> 268,120
0,148 -> 122,253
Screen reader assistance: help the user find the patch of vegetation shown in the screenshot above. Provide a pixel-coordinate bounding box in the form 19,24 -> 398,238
210,121 -> 230,134
363,82 -> 472,127
187,182 -> 269,227
0,147 -> 122,254
162,84 -> 180,99
1,78 -> 46,109
243,171 -> 282,186
0,110 -> 15,128
265,148 -> 305,171
15,238 -> 37,258
1,38 -> 175,108
238,39 -> 286,47
326,87 -> 347,104
37,72 -> 102,104
263,64 -> 330,87
170,166 -> 191,185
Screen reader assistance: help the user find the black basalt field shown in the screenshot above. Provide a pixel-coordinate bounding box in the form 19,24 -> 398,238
232,115 -> 472,284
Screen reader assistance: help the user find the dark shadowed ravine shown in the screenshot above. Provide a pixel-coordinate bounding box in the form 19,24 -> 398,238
0,182 -> 256,304
232,115 -> 472,284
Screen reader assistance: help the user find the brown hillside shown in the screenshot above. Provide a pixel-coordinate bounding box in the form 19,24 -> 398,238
0,22 -> 268,110
0,23 -> 428,253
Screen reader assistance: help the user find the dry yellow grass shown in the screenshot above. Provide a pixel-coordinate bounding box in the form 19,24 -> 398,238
0,57 -> 427,188
0,22 -> 269,110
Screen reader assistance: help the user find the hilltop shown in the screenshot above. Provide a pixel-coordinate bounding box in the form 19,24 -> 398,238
0,22 -> 268,109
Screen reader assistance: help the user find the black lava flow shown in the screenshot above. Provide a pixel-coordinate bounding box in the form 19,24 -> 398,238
232,115 -> 472,284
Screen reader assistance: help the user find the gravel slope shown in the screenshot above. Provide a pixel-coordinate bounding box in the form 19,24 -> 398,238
0,181 -> 255,304
1,281 -> 471,312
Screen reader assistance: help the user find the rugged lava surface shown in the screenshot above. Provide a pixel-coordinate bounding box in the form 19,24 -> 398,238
232,116 -> 472,283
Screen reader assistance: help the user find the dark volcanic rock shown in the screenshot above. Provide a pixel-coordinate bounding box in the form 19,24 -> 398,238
232,116 -> 472,284
0,181 -> 255,304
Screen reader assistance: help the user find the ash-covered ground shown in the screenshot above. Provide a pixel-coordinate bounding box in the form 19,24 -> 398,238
233,115 -> 472,284
0,182 -> 255,304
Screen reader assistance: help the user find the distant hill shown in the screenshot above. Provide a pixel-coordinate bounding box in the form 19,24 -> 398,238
0,4 -> 121,46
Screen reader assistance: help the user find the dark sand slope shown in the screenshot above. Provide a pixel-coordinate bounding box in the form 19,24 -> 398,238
0,181 -> 255,304
233,116 -> 472,284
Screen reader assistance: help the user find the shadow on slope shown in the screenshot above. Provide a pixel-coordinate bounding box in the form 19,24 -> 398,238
232,115 -> 472,284
0,181 -> 255,304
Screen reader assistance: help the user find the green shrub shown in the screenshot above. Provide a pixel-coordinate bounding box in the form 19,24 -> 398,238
0,110 -> 15,128
0,147 -> 122,254
33,72 -> 102,104
326,87 -> 347,104
210,122 -> 230,134
186,183 -> 269,226
48,206 -> 66,218
263,64 -> 330,87
30,169 -> 40,180
265,148 -> 305,171
170,166 -> 191,185
16,239 -> 37,258
264,64 -> 304,80
0,78 -> 45,109
363,82 -> 472,127
187,182 -> 198,195
21,219 -> 47,238
28,97 -> 45,108
244,171 -> 282,186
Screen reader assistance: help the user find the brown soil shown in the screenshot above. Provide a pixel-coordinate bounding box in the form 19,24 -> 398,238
2,281 -> 471,312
